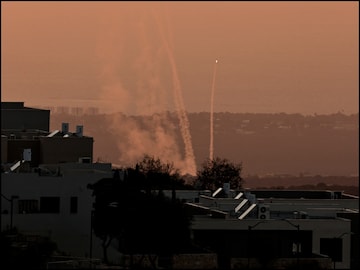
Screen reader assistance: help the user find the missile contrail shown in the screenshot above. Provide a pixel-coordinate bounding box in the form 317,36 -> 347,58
153,11 -> 197,175
209,59 -> 218,161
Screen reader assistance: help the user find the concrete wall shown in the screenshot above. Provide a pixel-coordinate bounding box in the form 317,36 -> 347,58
40,137 -> 93,164
2,136 -> 93,167
121,253 -> 218,269
173,254 -> 218,269
191,217 -> 352,269
231,257 -> 332,269
305,218 -> 352,270
1,108 -> 50,131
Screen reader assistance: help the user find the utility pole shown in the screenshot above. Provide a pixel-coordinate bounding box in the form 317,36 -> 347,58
1,194 -> 19,229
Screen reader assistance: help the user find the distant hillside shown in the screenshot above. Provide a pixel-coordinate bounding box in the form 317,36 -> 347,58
50,111 -> 358,178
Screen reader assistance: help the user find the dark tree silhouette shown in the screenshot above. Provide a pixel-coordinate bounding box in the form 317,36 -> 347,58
134,155 -> 185,192
196,157 -> 244,191
88,159 -> 193,267
88,177 -> 125,264
120,191 -> 193,267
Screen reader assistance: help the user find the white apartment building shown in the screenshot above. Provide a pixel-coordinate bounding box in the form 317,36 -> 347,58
1,162 -> 122,262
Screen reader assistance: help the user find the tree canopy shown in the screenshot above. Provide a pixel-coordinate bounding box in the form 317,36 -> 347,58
196,157 -> 243,191
124,155 -> 188,192
88,155 -> 193,266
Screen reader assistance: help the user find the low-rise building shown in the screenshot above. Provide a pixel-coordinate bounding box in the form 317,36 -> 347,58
1,162 -> 113,259
1,102 -> 117,263
179,188 -> 358,269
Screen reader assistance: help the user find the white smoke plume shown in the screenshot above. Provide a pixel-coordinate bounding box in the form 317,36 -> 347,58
96,6 -> 197,175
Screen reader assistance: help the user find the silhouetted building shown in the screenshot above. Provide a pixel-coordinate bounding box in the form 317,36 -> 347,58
1,102 -> 93,168
1,102 -> 50,131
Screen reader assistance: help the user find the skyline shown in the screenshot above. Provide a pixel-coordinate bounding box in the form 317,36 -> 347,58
2,1 -> 359,115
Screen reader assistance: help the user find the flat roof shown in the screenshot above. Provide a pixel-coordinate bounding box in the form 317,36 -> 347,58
248,190 -> 346,199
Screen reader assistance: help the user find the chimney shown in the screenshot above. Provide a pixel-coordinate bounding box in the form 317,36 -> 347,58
23,149 -> 32,161
76,125 -> 83,137
61,123 -> 69,134
223,183 -> 230,197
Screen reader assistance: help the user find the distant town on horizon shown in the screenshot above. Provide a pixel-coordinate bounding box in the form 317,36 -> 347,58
44,105 -> 359,179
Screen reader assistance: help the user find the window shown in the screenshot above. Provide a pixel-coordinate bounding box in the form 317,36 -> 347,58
292,242 -> 302,254
40,197 -> 60,213
320,238 -> 343,262
70,197 -> 78,214
18,200 -> 39,214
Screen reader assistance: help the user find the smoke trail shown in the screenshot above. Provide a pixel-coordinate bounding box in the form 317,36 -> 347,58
96,7 -> 197,175
209,59 -> 218,160
153,11 -> 197,175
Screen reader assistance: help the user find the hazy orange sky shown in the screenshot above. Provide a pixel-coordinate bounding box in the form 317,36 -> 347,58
2,1 -> 359,115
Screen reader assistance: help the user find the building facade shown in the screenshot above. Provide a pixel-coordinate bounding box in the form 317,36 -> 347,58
1,102 -> 93,168
181,189 -> 358,269
1,102 -> 115,262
